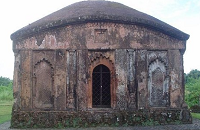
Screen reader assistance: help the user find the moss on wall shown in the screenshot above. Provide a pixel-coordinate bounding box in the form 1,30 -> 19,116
11,109 -> 192,128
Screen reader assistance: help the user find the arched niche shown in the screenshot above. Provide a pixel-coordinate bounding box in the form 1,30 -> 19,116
33,58 -> 54,109
148,59 -> 169,107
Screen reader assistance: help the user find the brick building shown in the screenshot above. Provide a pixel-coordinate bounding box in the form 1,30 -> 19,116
10,0 -> 191,128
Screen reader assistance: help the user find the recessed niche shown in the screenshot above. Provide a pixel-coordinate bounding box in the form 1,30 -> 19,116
94,29 -> 108,43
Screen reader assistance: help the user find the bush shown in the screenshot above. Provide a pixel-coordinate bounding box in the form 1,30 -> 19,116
0,86 -> 13,101
190,105 -> 200,113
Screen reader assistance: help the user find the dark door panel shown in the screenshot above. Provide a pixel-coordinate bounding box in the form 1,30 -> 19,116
92,64 -> 111,108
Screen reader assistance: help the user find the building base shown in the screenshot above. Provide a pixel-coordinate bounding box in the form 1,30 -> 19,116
11,109 -> 192,128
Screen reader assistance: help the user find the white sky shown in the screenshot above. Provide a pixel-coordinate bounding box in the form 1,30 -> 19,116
0,0 -> 199,79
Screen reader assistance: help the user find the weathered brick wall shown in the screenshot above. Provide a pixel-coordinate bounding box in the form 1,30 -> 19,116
11,22 -> 189,127
11,109 -> 192,128
13,23 -> 185,51
20,51 -> 32,110
168,50 -> 185,108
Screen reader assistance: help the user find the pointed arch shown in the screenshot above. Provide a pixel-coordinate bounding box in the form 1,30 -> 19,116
33,58 -> 54,109
148,59 -> 169,107
88,55 -> 116,109
92,64 -> 111,108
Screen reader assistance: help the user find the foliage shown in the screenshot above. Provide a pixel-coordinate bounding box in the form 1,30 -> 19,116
0,76 -> 13,102
190,105 -> 200,113
0,76 -> 12,87
185,69 -> 200,107
141,119 -> 158,126
0,86 -> 13,101
185,69 -> 200,83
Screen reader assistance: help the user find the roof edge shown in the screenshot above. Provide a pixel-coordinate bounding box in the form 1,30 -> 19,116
10,0 -> 190,41
10,15 -> 190,41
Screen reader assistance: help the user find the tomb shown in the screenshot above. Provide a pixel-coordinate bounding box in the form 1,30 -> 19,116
10,0 -> 191,128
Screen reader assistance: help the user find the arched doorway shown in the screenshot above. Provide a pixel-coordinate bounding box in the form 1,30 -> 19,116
92,64 -> 111,108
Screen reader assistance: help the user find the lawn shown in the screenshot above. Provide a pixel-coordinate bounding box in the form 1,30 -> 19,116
0,85 -> 13,124
191,113 -> 200,120
0,101 -> 12,124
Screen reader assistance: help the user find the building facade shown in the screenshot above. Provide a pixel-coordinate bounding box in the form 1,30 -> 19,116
10,1 -> 191,128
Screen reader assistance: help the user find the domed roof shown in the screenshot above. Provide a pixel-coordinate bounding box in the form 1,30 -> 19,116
11,0 -> 189,41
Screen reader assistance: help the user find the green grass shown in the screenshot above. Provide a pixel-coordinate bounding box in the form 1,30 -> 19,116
191,113 -> 200,120
0,86 -> 13,124
0,102 -> 12,124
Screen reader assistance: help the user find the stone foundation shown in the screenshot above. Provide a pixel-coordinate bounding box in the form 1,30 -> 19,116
11,109 -> 192,128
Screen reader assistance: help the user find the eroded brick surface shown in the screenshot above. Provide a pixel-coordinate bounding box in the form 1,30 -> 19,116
11,7 -> 190,128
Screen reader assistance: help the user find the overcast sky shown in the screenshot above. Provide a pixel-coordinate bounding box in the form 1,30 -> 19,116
0,0 -> 199,79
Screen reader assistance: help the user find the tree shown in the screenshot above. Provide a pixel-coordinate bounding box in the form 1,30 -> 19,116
0,76 -> 12,87
185,69 -> 200,84
185,69 -> 200,107
185,78 -> 200,107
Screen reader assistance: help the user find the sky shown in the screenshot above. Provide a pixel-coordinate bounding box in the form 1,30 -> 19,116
0,0 -> 200,79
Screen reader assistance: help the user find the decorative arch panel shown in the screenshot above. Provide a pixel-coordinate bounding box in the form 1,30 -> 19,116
148,59 -> 169,107
33,58 -> 54,109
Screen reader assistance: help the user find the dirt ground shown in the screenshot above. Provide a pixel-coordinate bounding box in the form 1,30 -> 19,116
1,119 -> 200,130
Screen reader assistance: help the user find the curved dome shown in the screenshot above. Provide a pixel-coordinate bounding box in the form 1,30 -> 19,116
11,0 -> 189,41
